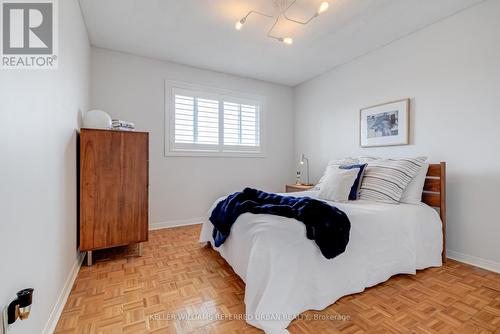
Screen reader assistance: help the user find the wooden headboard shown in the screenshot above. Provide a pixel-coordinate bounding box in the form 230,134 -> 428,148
422,162 -> 446,262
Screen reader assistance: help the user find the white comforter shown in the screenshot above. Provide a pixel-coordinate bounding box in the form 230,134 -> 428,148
199,190 -> 442,334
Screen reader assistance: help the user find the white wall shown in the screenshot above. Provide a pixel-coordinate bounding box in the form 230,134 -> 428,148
0,0 -> 90,333
294,0 -> 500,269
90,47 -> 294,226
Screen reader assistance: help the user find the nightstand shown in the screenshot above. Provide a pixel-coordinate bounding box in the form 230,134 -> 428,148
285,184 -> 315,193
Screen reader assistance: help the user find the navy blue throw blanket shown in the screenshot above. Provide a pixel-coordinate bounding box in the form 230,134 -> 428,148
209,188 -> 351,259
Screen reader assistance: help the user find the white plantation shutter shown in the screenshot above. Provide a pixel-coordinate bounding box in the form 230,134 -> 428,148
174,94 -> 194,144
174,94 -> 219,146
169,84 -> 263,155
193,97 -> 219,145
223,102 -> 259,147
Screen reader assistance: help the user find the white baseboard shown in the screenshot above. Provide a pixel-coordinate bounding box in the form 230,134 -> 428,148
149,217 -> 205,230
42,252 -> 85,334
447,249 -> 500,273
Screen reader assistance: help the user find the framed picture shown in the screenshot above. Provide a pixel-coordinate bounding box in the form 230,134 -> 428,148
359,98 -> 409,147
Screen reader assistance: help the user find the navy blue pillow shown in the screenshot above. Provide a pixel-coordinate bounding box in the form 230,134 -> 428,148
339,163 -> 367,200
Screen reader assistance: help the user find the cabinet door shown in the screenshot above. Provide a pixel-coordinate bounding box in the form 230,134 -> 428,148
120,132 -> 148,245
79,130 -> 148,251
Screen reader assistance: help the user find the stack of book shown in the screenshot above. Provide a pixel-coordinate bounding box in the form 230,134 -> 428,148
111,119 -> 135,131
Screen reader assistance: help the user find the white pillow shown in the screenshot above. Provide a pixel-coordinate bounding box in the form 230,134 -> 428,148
318,168 -> 359,202
315,158 -> 359,190
400,161 -> 429,204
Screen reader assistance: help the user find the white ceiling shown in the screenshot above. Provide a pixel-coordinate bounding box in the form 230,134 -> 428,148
79,0 -> 483,86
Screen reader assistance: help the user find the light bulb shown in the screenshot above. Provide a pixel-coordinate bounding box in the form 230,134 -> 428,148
235,17 -> 246,30
282,37 -> 293,45
317,2 -> 329,14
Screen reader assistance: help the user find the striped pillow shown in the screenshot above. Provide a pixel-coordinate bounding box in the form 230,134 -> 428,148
358,157 -> 426,204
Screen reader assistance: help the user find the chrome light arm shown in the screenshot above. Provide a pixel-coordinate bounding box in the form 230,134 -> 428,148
283,0 -> 320,25
240,10 -> 274,23
266,17 -> 281,41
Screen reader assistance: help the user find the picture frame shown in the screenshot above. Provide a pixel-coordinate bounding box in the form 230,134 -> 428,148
359,98 -> 410,147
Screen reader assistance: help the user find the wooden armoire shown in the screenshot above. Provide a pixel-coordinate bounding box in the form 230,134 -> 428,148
78,128 -> 149,266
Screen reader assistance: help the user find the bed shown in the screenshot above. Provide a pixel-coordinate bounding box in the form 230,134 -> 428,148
199,163 -> 446,334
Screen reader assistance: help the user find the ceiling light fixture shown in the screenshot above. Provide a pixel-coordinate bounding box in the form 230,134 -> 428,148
317,2 -> 329,15
235,18 -> 245,30
234,0 -> 329,45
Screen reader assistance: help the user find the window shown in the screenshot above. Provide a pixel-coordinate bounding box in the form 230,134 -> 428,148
166,82 -> 264,156
223,102 -> 259,147
174,94 -> 219,146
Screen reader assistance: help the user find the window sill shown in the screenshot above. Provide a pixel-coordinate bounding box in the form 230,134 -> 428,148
165,150 -> 267,158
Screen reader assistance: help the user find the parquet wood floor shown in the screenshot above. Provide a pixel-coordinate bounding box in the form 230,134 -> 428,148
55,224 -> 500,334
